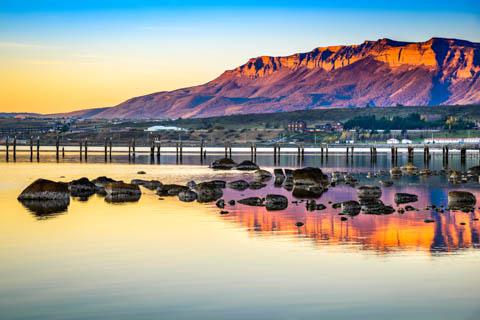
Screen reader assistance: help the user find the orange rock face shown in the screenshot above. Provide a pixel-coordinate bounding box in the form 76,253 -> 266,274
89,37 -> 480,119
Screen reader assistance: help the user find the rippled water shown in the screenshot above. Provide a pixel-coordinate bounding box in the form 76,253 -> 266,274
1,154 -> 480,319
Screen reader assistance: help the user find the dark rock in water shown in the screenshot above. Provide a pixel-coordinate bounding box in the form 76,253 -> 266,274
295,222 -> 304,227
248,181 -> 266,190
105,181 -> 141,197
254,169 -> 272,181
292,167 -> 329,186
274,169 -> 285,185
448,191 -> 476,210
357,185 -> 382,199
292,185 -> 324,199
19,198 -> 70,218
178,190 -> 197,202
341,200 -> 361,216
211,158 -> 237,170
361,200 -> 394,215
216,199 -> 225,208
397,208 -> 405,214
316,204 -> 327,210
424,219 -> 435,223
220,210 -> 229,215
186,180 -> 197,189
283,177 -> 294,191
284,169 -> 293,178
69,177 -> 96,198
306,200 -> 317,211
238,197 -> 264,206
131,179 -> 162,191
332,203 -> 342,209
105,193 -> 141,203
235,160 -> 259,171
18,179 -> 69,201
394,193 -> 418,204
157,184 -> 189,196
195,183 -> 223,203
460,222 -> 466,225
92,176 -> 116,194
198,180 -> 226,189
137,170 -> 146,175
265,194 -> 288,211
340,217 -> 348,221
379,180 -> 393,187
467,165 -> 480,175
227,180 -> 249,191
228,200 -> 236,206
404,205 -> 416,211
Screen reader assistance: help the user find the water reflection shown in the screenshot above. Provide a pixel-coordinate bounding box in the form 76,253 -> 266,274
19,198 -> 69,218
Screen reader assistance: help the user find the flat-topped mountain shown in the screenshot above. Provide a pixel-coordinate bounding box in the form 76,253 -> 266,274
86,37 -> 480,119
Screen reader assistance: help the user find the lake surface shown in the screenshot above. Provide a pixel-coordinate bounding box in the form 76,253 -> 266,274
1,154 -> 479,319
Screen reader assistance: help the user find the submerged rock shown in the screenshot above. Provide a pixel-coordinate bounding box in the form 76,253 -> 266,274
131,179 -> 162,191
394,193 -> 418,204
448,191 -> 476,210
238,197 -> 264,206
227,180 -> 249,191
254,169 -> 272,181
195,183 -> 223,203
18,179 -> 69,201
340,200 -> 361,216
274,169 -> 286,185
292,167 -> 329,186
265,194 -> 288,211
211,158 -> 237,170
235,160 -> 259,171
157,184 -> 189,196
248,181 -> 266,190
178,190 -> 197,202
357,185 -> 382,199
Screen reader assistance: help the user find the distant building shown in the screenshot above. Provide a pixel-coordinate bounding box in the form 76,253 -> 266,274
401,139 -> 413,144
146,125 -> 187,132
305,122 -> 343,133
387,138 -> 400,144
424,137 -> 480,144
287,120 -> 307,132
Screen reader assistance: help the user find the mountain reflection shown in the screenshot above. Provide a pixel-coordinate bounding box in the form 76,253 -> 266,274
220,186 -> 480,254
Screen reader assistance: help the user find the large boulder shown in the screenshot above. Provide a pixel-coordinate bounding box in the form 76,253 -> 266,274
69,177 -> 96,198
357,185 -> 382,199
254,169 -> 272,181
227,180 -> 249,191
178,190 -> 197,202
131,179 -> 162,191
157,184 -> 189,196
238,197 -> 264,206
448,191 -> 476,210
195,183 -> 223,203
235,160 -> 259,171
292,167 -> 329,186
265,194 -> 288,211
274,169 -> 285,185
394,193 -> 418,204
18,179 -> 69,201
211,158 -> 237,170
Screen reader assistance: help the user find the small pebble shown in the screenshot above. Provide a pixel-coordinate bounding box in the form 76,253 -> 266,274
295,222 -> 304,227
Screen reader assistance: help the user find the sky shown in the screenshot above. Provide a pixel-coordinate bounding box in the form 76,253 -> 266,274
0,1 -> 479,113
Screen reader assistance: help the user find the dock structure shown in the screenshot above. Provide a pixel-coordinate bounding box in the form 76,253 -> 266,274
2,141 -> 480,166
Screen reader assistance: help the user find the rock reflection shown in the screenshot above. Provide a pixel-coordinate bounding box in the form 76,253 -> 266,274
19,198 -> 70,219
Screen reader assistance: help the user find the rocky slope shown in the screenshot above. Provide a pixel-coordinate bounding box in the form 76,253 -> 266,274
88,37 -> 480,119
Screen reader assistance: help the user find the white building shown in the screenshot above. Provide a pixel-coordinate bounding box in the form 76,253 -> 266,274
401,139 -> 413,144
424,138 -> 480,144
387,138 -> 400,144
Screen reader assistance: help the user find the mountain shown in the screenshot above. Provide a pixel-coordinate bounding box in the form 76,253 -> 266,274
89,37 -> 480,119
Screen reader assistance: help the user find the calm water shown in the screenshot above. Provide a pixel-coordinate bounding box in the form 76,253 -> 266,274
1,154 -> 480,319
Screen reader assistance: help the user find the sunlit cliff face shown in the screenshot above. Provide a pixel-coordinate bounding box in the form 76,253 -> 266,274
220,185 -> 480,254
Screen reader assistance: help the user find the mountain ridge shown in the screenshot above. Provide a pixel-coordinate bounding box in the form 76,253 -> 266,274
66,37 -> 480,119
